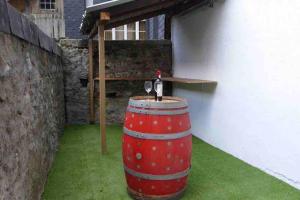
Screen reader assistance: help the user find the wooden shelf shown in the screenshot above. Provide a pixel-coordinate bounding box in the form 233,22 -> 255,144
94,77 -> 151,81
162,77 -> 217,84
94,77 -> 217,84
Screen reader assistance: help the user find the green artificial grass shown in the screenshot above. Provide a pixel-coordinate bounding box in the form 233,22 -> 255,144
42,125 -> 300,200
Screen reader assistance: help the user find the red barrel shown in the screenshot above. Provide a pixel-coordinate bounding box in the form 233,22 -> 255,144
122,96 -> 192,200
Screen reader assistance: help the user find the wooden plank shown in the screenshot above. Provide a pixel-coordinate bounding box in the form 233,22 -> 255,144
88,39 -> 95,124
94,77 -> 217,84
83,0 -> 180,35
173,0 -> 209,16
100,12 -> 111,21
98,13 -> 109,154
162,77 -> 217,84
105,1 -> 177,30
89,12 -> 110,39
83,0 -> 161,34
89,20 -> 99,39
164,14 -> 172,40
81,0 -> 209,35
94,77 -> 152,81
102,0 -> 166,16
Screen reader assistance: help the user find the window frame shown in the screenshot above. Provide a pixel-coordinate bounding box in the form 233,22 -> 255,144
40,0 -> 56,10
105,20 -> 147,41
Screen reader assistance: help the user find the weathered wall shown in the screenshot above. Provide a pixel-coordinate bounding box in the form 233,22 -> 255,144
0,1 -> 65,199
0,32 -> 65,199
60,39 -> 172,124
27,14 -> 65,39
172,0 -> 300,189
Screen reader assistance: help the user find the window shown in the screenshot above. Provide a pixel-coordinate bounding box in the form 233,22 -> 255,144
104,20 -> 147,41
127,23 -> 136,40
139,20 -> 147,40
115,26 -> 125,40
40,0 -> 55,10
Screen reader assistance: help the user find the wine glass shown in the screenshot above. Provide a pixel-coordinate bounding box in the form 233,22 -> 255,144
144,81 -> 152,99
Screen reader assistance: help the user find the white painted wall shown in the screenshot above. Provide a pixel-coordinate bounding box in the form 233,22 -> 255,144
172,0 -> 300,189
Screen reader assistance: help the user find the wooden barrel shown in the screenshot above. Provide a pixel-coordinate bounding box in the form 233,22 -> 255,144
122,96 -> 192,200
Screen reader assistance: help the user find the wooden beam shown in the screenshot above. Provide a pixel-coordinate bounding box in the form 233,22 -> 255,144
100,12 -> 111,21
88,39 -> 95,124
173,0 -> 209,16
164,14 -> 172,40
105,1 -> 177,29
86,0 -> 179,36
107,0 -> 176,18
162,77 -> 218,84
94,77 -> 152,81
89,20 -> 99,39
81,0 -> 207,35
98,12 -> 110,154
89,12 -> 111,39
93,77 -> 217,84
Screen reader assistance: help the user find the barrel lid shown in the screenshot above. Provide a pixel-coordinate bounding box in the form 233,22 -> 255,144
129,96 -> 188,109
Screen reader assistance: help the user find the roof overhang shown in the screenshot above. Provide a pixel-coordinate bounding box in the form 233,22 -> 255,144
80,0 -> 209,36
86,0 -> 134,13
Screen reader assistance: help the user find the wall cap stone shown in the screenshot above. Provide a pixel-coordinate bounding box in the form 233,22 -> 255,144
0,0 -> 62,56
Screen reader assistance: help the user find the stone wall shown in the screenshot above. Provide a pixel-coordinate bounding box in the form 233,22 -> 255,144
0,1 -> 65,199
60,39 -> 173,124
0,32 -> 65,200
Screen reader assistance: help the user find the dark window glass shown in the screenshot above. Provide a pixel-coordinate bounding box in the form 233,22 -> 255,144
40,0 -> 55,10
40,3 -> 46,9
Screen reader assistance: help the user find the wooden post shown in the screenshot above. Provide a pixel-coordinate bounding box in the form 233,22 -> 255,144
164,14 -> 172,40
88,39 -> 95,124
98,12 -> 110,154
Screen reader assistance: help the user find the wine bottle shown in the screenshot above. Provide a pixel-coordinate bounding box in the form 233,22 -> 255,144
154,70 -> 163,101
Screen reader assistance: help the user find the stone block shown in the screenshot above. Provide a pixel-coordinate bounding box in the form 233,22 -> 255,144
20,14 -> 31,43
29,22 -> 40,46
0,0 -> 10,34
7,4 -> 24,39
38,29 -> 52,52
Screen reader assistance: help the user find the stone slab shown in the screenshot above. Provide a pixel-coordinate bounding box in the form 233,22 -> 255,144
21,15 -> 31,43
52,40 -> 62,56
0,0 -> 11,34
38,29 -> 52,52
29,22 -> 40,46
7,4 -> 24,39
